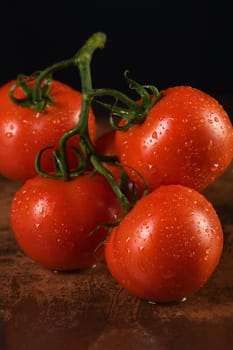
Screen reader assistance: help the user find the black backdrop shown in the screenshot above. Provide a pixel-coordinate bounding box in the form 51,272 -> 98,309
1,2 -> 232,112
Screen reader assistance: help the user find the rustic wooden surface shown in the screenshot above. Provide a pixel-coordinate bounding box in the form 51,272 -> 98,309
0,160 -> 233,350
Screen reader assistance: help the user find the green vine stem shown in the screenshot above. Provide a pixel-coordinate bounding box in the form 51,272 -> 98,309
11,32 -> 157,220
8,34 -> 105,112
35,32 -> 133,218
9,59 -> 76,112
92,71 -> 161,130
9,74 -> 54,111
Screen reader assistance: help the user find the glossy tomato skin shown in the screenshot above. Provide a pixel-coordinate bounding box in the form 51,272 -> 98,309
10,173 -> 122,271
105,185 -> 223,303
96,130 -> 124,181
115,86 -> 233,192
0,80 -> 96,181
96,130 -> 145,200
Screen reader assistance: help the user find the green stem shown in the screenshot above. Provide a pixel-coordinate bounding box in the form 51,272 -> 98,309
56,33 -> 106,180
9,33 -> 106,112
34,32 -> 157,221
91,155 -> 130,216
93,77 -> 161,129
32,57 -> 74,104
92,88 -> 140,110
35,32 -> 132,215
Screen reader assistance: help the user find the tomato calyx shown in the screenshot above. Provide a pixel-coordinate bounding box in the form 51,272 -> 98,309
8,54 -> 74,112
9,33 -> 107,113
9,73 -> 54,112
93,71 -> 161,130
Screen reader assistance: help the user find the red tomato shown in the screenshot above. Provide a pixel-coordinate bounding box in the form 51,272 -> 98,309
96,130 -> 123,180
0,79 -> 97,181
96,130 -> 145,200
115,86 -> 233,192
10,173 -> 122,271
105,184 -> 223,303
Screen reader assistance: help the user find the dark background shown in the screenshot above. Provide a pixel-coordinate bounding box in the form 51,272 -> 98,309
1,1 -> 232,116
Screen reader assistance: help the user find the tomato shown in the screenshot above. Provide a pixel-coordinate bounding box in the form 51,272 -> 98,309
10,173 -> 122,271
96,130 -> 145,200
0,79 -> 97,181
96,130 -> 123,180
105,184 -> 223,303
115,86 -> 233,192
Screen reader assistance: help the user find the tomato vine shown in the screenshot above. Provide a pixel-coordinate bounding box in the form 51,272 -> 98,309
7,33 -> 148,226
7,31 -> 232,300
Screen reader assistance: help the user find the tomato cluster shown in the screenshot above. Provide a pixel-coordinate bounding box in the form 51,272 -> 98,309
2,33 -> 233,303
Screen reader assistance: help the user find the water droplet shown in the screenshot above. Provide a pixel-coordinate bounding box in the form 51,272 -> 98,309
210,163 -> 219,172
204,248 -> 210,261
207,140 -> 213,150
189,251 -> 196,258
148,163 -> 153,171
179,297 -> 187,303
112,213 -> 118,220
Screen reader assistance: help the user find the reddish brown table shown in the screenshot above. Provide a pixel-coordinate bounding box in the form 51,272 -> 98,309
0,158 -> 233,350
